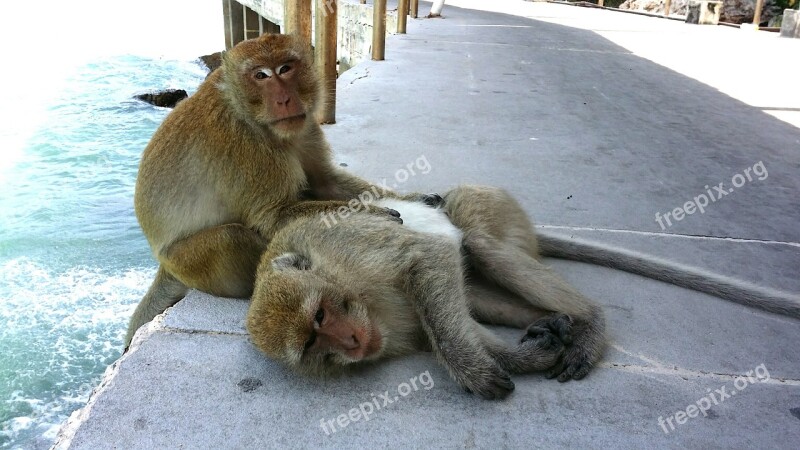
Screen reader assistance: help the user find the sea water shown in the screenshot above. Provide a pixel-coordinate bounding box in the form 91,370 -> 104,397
0,2 -> 222,448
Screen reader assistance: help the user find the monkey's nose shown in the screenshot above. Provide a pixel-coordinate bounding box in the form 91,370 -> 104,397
276,94 -> 291,106
341,334 -> 359,350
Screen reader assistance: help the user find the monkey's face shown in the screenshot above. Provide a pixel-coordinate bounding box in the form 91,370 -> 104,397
247,253 -> 385,376
221,34 -> 320,138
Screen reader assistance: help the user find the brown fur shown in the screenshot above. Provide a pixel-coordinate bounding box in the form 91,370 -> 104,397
125,34 -> 405,347
248,186 -> 606,398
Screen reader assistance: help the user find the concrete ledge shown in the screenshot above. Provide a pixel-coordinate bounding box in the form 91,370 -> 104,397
781,9 -> 800,38
53,267 -> 800,448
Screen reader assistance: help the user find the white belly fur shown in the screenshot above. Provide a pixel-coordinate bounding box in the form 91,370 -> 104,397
375,199 -> 462,242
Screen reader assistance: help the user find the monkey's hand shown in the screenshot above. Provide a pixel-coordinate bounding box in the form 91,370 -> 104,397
400,192 -> 445,209
458,359 -> 515,400
364,205 -> 403,224
421,193 -> 445,208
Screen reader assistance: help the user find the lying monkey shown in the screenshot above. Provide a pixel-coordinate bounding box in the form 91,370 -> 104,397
247,185 -> 606,399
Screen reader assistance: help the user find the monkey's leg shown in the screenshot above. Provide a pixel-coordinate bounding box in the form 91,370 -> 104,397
124,266 -> 187,348
467,276 -> 549,328
161,223 -> 269,297
404,242 -> 515,400
463,232 -> 606,382
126,223 -> 267,349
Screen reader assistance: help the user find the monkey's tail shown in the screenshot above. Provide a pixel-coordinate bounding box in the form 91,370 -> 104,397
537,232 -> 800,320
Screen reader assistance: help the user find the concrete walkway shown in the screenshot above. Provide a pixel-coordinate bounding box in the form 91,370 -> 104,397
55,2 -> 800,448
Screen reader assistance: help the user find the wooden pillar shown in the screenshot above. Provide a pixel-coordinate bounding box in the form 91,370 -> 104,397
223,0 -> 233,49
372,0 -> 387,60
223,0 -> 246,49
316,0 -> 338,123
664,0 -> 672,16
410,0 -> 419,18
285,0 -> 313,45
397,0 -> 408,33
244,5 -> 261,39
752,0 -> 764,26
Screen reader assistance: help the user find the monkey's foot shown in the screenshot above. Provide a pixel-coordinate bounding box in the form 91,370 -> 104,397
513,325 -> 565,372
545,346 -> 594,382
522,313 -> 573,345
537,316 -> 601,383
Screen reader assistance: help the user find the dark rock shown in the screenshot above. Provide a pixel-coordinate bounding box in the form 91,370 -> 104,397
134,89 -> 188,108
199,52 -> 223,73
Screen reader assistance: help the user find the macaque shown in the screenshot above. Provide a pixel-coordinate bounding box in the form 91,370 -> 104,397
125,33 -> 413,347
247,185 -> 606,398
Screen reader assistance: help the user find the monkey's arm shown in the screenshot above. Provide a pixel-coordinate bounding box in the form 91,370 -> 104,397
402,240 -> 515,400
255,200 -> 402,238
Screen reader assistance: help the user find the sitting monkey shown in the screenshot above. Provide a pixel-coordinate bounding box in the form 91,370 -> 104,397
247,185 -> 605,399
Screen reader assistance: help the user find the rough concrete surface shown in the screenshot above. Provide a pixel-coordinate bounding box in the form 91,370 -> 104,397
55,1 -> 800,449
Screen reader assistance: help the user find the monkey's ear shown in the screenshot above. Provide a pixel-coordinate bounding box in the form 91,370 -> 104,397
271,253 -> 312,271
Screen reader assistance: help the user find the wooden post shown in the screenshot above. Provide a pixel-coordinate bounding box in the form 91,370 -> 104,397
316,0 -> 338,124
244,5 -> 261,39
597,0 -> 604,6
664,0 -> 672,16
284,0 -> 313,45
372,0 -> 386,60
397,0 -> 408,33
410,0 -> 419,18
753,0 -> 764,26
223,0 -> 246,49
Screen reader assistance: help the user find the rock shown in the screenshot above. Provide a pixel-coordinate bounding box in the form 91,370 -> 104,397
618,0 -> 783,22
768,14 -> 782,27
619,0 -> 689,15
686,0 -> 723,23
719,0 -> 783,24
134,89 -> 188,108
199,52 -> 223,73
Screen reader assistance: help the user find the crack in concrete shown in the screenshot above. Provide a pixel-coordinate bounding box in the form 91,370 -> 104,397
603,362 -> 800,386
537,224 -> 800,248
606,344 -> 800,385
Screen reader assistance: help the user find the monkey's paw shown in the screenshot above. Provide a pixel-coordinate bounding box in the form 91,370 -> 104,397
526,314 -> 599,382
545,346 -> 595,383
461,365 -> 515,400
367,206 -> 403,224
522,314 -> 573,346
518,326 -> 566,370
420,193 -> 445,208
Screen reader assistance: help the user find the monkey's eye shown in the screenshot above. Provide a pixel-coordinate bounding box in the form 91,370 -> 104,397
314,308 -> 325,326
254,69 -> 272,80
277,64 -> 292,75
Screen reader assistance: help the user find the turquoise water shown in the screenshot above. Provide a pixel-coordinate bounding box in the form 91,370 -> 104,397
0,55 -> 209,448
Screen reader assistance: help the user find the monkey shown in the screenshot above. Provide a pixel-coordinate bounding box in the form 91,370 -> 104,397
125,33 -> 424,347
247,185 -> 607,399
